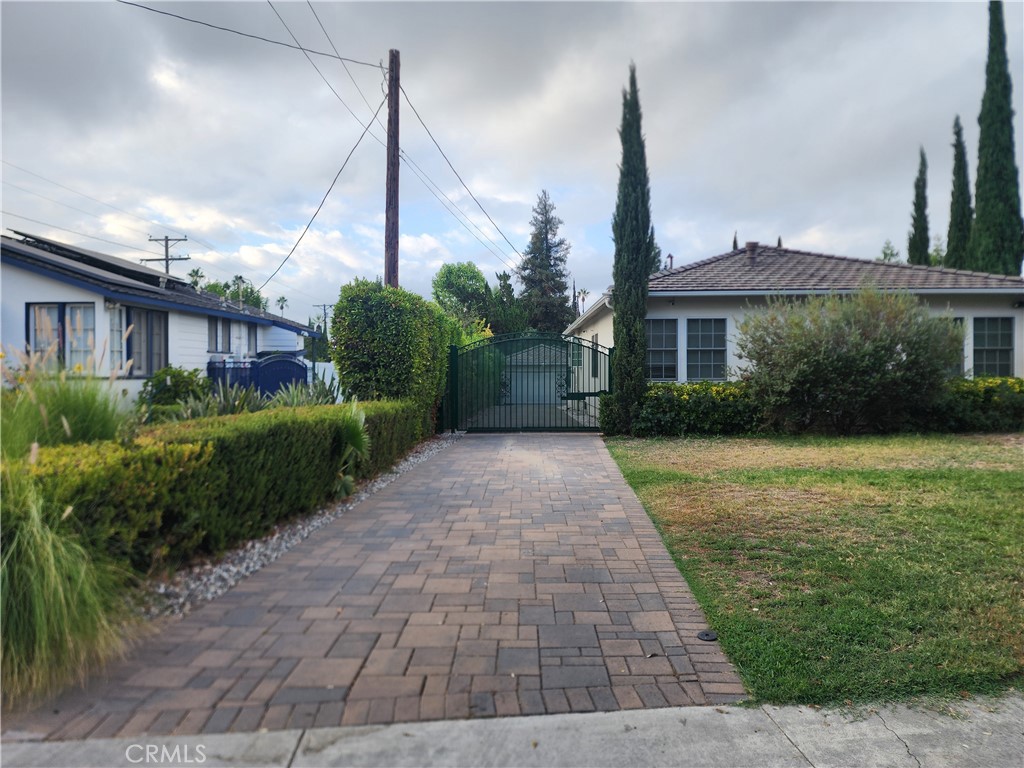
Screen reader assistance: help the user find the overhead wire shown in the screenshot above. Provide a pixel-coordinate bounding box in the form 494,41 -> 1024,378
284,3 -> 518,272
1,211 -> 166,257
257,93 -> 387,292
2,180 -> 153,240
399,84 -> 523,260
115,0 -> 383,69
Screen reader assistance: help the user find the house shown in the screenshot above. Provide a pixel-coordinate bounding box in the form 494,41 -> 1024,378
565,241 -> 1024,383
1,231 -> 321,399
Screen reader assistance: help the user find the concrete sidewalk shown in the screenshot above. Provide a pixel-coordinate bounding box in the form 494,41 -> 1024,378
5,693 -> 1021,767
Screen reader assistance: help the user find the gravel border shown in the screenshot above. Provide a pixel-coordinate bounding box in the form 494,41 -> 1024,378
138,431 -> 463,619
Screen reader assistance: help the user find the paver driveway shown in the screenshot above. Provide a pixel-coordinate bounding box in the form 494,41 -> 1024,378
3,434 -> 745,742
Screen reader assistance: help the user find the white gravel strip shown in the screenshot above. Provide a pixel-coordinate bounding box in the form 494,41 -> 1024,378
138,431 -> 463,619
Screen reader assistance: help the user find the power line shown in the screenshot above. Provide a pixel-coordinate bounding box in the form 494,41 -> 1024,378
2,180 -> 153,239
399,84 -> 523,260
115,0 -> 383,69
281,5 -> 516,271
258,93 -> 387,292
1,211 -> 166,257
267,0 -> 387,149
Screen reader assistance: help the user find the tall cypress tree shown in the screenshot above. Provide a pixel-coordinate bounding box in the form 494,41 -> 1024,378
970,0 -> 1023,275
907,148 -> 931,266
946,116 -> 974,270
610,64 -> 655,434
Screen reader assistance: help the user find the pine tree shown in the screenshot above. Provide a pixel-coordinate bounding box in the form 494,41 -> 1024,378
907,148 -> 931,266
515,190 -> 574,332
969,0 -> 1023,276
946,115 -> 974,270
610,64 -> 656,434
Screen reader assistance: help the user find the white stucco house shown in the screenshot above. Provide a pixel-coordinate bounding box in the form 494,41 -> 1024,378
1,231 -> 321,400
565,241 -> 1024,383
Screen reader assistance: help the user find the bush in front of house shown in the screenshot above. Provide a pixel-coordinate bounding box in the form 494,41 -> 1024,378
329,279 -> 460,437
138,365 -> 210,407
633,381 -> 760,437
736,290 -> 964,435
925,376 -> 1024,432
357,399 -> 425,479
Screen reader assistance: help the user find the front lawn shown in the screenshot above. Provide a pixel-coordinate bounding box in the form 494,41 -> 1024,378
606,433 -> 1024,705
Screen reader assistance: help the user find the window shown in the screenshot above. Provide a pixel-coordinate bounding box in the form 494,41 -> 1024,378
208,317 -> 232,353
110,306 -> 125,373
686,318 -> 727,381
973,317 -> 1013,377
247,323 -> 258,356
27,303 -> 95,372
570,339 -> 583,368
645,319 -> 678,380
125,307 -> 168,377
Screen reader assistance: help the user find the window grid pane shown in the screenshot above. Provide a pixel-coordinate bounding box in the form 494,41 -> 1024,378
645,319 -> 678,380
974,317 -> 1014,377
686,319 -> 727,381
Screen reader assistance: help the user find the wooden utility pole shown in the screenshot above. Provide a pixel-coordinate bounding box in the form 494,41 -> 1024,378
384,49 -> 400,288
143,235 -> 190,274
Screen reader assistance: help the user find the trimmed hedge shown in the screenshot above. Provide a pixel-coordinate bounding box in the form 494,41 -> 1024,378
357,399 -> 423,479
633,381 -> 759,437
329,279 -> 460,437
926,376 -> 1024,432
628,377 -> 1024,437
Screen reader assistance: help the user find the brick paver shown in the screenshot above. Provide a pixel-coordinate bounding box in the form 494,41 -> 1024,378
2,434 -> 745,741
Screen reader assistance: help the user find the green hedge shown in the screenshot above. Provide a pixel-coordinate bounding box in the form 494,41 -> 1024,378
628,377 -> 1023,438
357,399 -> 424,479
19,404 -> 373,572
27,440 -> 215,572
329,279 -> 460,437
632,381 -> 759,437
926,377 -> 1024,432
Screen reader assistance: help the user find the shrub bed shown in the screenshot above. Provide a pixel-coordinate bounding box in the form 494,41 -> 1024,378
632,381 -> 760,437
358,399 -> 424,479
926,376 -> 1024,432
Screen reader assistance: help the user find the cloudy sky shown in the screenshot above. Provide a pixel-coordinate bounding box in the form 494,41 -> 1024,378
3,1 -> 1022,328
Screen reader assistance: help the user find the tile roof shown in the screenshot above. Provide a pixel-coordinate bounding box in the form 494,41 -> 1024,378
649,244 -> 1024,293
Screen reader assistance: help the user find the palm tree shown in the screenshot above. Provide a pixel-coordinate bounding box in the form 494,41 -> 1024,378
577,288 -> 590,314
276,296 -> 288,315
187,267 -> 205,288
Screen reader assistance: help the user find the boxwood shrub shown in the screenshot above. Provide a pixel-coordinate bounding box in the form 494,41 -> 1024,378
632,381 -> 760,437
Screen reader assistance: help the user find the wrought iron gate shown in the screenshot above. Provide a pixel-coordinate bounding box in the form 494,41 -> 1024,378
446,332 -> 612,432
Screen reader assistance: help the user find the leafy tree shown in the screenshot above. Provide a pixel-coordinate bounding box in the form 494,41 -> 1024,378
908,148 -> 930,266
431,262 -> 491,329
736,291 -> 964,435
929,236 -> 947,267
610,63 -> 657,435
205,276 -> 268,310
878,239 -> 902,263
487,271 -> 528,335
946,115 -> 974,270
515,190 -> 574,332
969,0 -> 1023,276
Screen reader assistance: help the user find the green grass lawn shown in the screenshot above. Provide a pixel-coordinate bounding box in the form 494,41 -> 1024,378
606,433 -> 1024,706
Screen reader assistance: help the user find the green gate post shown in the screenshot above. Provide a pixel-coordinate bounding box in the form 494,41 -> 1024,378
448,344 -> 459,433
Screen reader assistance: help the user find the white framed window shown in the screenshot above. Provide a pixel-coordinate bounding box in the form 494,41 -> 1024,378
27,302 -> 95,373
125,307 -> 168,377
208,317 -> 232,353
645,319 -> 678,380
973,317 -> 1013,377
686,318 -> 727,381
247,323 -> 258,356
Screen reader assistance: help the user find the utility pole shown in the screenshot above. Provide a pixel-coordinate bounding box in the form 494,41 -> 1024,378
143,235 -> 190,274
316,303 -> 331,338
384,49 -> 400,288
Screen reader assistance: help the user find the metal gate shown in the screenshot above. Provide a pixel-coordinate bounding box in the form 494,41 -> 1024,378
446,332 -> 612,432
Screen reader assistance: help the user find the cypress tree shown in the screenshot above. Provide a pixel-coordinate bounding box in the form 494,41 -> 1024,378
946,116 -> 973,270
610,64 -> 656,435
970,0 -> 1023,276
907,148 -> 931,266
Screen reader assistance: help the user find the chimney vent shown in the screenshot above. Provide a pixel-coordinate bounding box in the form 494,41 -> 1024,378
745,241 -> 759,265
667,253 -> 674,269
